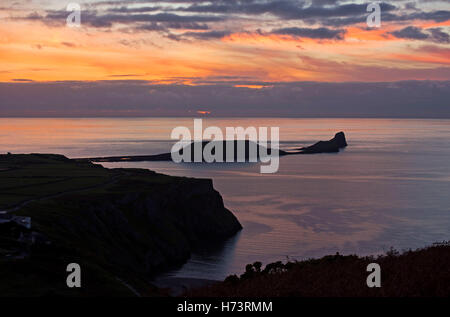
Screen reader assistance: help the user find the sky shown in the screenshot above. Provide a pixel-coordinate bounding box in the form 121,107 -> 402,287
0,0 -> 449,117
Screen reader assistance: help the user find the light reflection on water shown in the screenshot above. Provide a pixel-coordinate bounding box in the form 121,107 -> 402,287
2,118 -> 450,280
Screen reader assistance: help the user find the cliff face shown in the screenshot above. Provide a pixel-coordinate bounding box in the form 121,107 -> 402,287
41,176 -> 241,275
0,154 -> 241,296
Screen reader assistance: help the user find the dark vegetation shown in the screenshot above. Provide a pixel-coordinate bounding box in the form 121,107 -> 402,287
186,242 -> 450,297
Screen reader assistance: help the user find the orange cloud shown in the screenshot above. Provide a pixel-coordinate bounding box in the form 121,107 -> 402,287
0,13 -> 448,84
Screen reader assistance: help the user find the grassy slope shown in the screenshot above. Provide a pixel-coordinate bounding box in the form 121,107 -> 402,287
0,154 -> 113,209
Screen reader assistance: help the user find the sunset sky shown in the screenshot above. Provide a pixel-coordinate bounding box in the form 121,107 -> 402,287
0,0 -> 449,116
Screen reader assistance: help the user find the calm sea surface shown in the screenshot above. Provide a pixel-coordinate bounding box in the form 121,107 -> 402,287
1,118 -> 450,280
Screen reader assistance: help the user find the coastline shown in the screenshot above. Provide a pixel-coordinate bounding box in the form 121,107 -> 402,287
1,153 -> 449,297
0,153 -> 241,296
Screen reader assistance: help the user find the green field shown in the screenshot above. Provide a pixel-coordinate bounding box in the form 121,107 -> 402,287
0,154 -> 118,210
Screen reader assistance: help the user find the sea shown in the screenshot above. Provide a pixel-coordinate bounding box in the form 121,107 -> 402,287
1,117 -> 450,280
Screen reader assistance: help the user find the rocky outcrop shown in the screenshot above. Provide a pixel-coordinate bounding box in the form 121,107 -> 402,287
81,132 -> 348,163
297,132 -> 348,154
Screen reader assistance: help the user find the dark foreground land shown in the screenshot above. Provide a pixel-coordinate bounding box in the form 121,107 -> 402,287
0,154 -> 448,297
0,154 -> 241,296
186,243 -> 450,297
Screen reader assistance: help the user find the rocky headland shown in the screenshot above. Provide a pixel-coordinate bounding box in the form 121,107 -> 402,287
79,132 -> 348,163
0,154 -> 241,296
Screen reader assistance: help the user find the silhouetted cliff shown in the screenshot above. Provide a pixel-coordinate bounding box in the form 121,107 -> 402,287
80,132 -> 348,163
0,154 -> 241,296
298,131 -> 347,154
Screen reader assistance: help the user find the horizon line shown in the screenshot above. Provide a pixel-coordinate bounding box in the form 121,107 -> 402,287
1,115 -> 450,119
